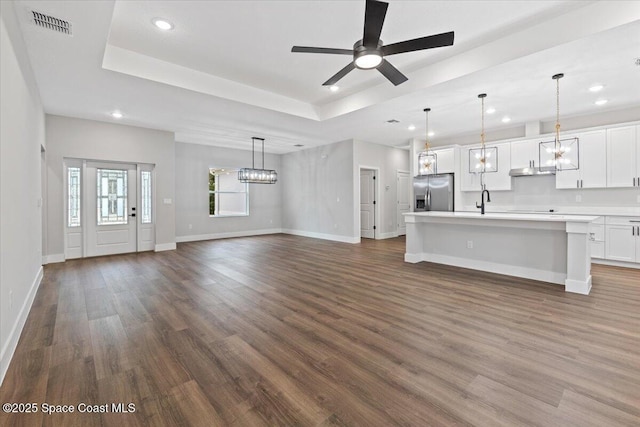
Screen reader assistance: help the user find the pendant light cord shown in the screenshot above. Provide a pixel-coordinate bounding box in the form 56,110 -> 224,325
556,76 -> 561,144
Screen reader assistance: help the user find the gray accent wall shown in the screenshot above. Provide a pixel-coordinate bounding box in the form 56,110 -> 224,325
175,142 -> 282,240
1,2 -> 45,384
45,115 -> 176,256
282,140 -> 356,241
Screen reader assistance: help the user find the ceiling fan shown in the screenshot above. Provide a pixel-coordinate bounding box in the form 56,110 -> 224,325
291,0 -> 455,86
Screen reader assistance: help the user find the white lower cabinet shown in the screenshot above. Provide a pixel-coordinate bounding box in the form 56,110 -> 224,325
605,217 -> 640,262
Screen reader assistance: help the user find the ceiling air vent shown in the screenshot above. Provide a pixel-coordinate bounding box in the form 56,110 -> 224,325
386,119 -> 400,124
31,10 -> 72,35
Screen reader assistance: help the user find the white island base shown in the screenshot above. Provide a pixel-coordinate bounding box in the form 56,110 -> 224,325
404,212 -> 600,295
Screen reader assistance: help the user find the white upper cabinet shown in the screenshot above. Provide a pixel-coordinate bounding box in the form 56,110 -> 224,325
510,139 -> 540,169
555,130 -> 607,189
606,126 -> 638,188
460,142 -> 511,191
435,148 -> 455,174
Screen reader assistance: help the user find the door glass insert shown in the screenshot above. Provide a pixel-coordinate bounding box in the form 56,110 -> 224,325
141,170 -> 152,224
68,167 -> 81,227
97,168 -> 127,225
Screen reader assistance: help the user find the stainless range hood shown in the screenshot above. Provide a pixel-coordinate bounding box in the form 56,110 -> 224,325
509,166 -> 556,177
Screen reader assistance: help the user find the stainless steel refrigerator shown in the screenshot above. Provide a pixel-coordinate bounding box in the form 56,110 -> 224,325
413,173 -> 454,212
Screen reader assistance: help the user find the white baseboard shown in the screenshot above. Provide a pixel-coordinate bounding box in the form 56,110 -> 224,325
565,276 -> 592,295
592,258 -> 640,269
42,253 -> 65,265
0,266 -> 43,387
176,228 -> 283,243
282,229 -> 360,244
405,252 -> 566,286
154,242 -> 177,252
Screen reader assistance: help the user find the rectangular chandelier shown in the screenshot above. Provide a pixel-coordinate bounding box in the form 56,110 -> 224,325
238,137 -> 278,184
238,168 -> 278,184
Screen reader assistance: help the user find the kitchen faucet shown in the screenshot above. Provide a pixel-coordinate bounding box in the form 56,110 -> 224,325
476,189 -> 491,215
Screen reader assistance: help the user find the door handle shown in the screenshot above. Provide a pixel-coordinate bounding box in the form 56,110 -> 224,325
129,213 -> 136,217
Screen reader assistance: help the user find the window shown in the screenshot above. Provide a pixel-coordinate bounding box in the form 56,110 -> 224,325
68,167 -> 81,227
141,170 -> 152,224
209,168 -> 248,216
97,168 -> 127,225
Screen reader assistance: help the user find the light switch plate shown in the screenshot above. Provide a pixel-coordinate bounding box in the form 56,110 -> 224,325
575,195 -> 582,203
163,198 -> 172,205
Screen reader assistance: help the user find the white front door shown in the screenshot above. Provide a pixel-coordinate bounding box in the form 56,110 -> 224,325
360,169 -> 375,239
396,171 -> 410,236
85,162 -> 137,257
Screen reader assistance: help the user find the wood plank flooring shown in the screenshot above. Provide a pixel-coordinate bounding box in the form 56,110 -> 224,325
1,234 -> 639,426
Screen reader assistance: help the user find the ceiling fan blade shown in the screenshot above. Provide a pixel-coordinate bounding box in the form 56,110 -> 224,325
363,0 -> 388,48
377,59 -> 408,86
322,62 -> 356,86
382,31 -> 455,56
292,46 -> 353,55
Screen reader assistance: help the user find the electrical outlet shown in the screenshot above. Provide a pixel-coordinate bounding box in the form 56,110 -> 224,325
637,195 -> 640,204
334,224 -> 338,229
336,197 -> 340,202
188,224 -> 192,230
575,195 -> 582,203
467,240 -> 473,249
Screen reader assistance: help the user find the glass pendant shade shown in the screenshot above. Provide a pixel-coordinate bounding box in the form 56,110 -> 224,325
238,137 -> 278,184
469,146 -> 498,173
538,73 -> 579,172
418,151 -> 437,175
417,107 -> 438,175
469,93 -> 498,175
539,137 -> 579,171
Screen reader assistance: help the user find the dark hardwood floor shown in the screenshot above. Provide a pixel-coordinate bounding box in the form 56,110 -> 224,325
1,234 -> 639,426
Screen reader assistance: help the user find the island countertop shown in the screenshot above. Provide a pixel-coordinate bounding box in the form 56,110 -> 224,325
404,211 -> 600,223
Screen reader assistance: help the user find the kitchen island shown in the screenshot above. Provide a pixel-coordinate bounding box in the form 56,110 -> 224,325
403,212 -> 600,295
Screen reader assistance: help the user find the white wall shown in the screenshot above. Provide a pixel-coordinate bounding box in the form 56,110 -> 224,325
45,115 -> 176,257
175,142 -> 282,240
281,140 -> 356,242
354,140 -> 410,238
0,2 -> 45,385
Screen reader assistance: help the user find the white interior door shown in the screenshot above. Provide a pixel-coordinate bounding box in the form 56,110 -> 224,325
86,162 -> 137,257
360,169 -> 375,239
396,171 -> 410,236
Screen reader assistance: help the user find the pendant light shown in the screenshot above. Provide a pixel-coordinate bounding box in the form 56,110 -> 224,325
417,108 -> 437,175
469,94 -> 498,188
539,73 -> 579,171
238,137 -> 278,184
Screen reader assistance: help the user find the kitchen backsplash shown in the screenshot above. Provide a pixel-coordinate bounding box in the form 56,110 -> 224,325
460,175 -> 640,209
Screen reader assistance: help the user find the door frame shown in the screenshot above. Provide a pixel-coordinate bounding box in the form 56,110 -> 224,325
63,158 -> 156,259
396,169 -> 410,236
358,165 -> 380,241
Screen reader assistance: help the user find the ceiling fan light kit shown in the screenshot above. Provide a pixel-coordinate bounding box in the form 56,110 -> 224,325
291,0 -> 454,86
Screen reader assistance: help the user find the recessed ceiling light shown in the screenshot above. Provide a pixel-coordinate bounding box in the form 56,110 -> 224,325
428,131 -> 435,137
152,18 -> 173,31
486,107 -> 496,114
501,116 -> 511,123
589,84 -> 604,92
111,111 -> 123,119
594,99 -> 608,106
329,85 -> 339,92
408,125 -> 416,131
